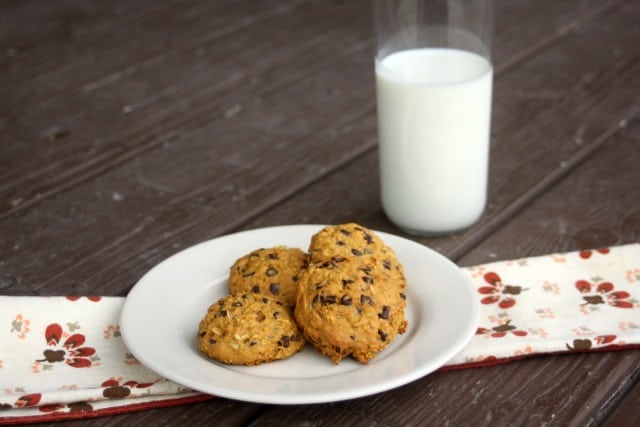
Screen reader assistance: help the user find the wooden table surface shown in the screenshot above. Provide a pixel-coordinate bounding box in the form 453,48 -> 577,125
2,1 -> 639,425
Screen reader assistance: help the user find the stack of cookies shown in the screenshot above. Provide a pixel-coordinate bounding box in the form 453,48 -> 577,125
197,223 -> 408,366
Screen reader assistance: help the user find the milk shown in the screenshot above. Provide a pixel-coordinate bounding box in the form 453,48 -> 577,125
375,48 -> 493,234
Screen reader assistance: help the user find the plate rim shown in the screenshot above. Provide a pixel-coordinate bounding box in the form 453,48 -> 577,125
120,224 -> 478,404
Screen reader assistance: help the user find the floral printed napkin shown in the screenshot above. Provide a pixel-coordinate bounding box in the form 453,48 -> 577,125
446,243 -> 640,367
1,244 -> 639,424
0,297 -> 212,424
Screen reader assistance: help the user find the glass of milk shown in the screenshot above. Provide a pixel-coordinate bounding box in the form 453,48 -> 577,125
374,0 -> 494,235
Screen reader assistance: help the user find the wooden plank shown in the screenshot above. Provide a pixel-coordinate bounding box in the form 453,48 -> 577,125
0,0 -> 300,98
601,377 -> 640,426
0,0 -> 357,214
493,0 -> 620,75
0,0 -> 612,217
0,38 -> 378,295
458,124 -> 640,265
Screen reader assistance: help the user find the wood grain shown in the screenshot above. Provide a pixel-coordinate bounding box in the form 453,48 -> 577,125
0,0 -> 616,217
3,0 -> 637,295
601,375 -> 640,426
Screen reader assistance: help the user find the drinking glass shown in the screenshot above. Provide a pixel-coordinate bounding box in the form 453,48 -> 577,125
374,0 -> 494,235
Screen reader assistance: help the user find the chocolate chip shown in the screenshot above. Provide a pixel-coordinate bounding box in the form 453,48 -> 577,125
269,283 -> 280,295
362,276 -> 374,284
199,331 -> 206,337
341,295 -> 352,305
242,271 -> 255,278
315,283 -> 324,290
378,330 -> 388,341
342,279 -> 355,287
267,253 -> 279,260
266,267 -> 278,277
351,249 -> 363,256
273,311 -> 280,319
256,312 -> 266,322
320,260 -> 337,269
383,260 -> 392,270
251,285 -> 260,293
332,256 -> 346,262
209,338 -> 217,344
363,233 -> 374,244
337,240 -> 346,246
321,295 -> 337,305
340,229 -> 351,236
379,305 -> 390,320
219,310 -> 228,317
262,297 -> 269,303
349,335 -> 356,340
249,341 -> 257,347
400,292 -> 406,300
361,295 -> 374,305
279,336 -> 291,348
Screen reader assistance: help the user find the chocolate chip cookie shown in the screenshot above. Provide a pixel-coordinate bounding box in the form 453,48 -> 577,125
228,246 -> 309,306
294,256 -> 408,364
198,293 -> 305,366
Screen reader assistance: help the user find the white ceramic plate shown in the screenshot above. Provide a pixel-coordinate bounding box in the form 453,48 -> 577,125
120,225 -> 478,404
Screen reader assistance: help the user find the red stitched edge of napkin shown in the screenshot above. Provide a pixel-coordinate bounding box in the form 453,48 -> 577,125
439,344 -> 640,372
0,394 -> 214,425
4,344 -> 639,425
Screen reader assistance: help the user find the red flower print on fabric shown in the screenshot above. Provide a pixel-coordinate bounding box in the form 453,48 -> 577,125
66,296 -> 101,302
476,320 -> 528,338
14,393 -> 42,408
579,248 -> 610,259
10,314 -> 30,339
478,272 -> 526,309
576,280 -> 633,308
37,323 -> 97,368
